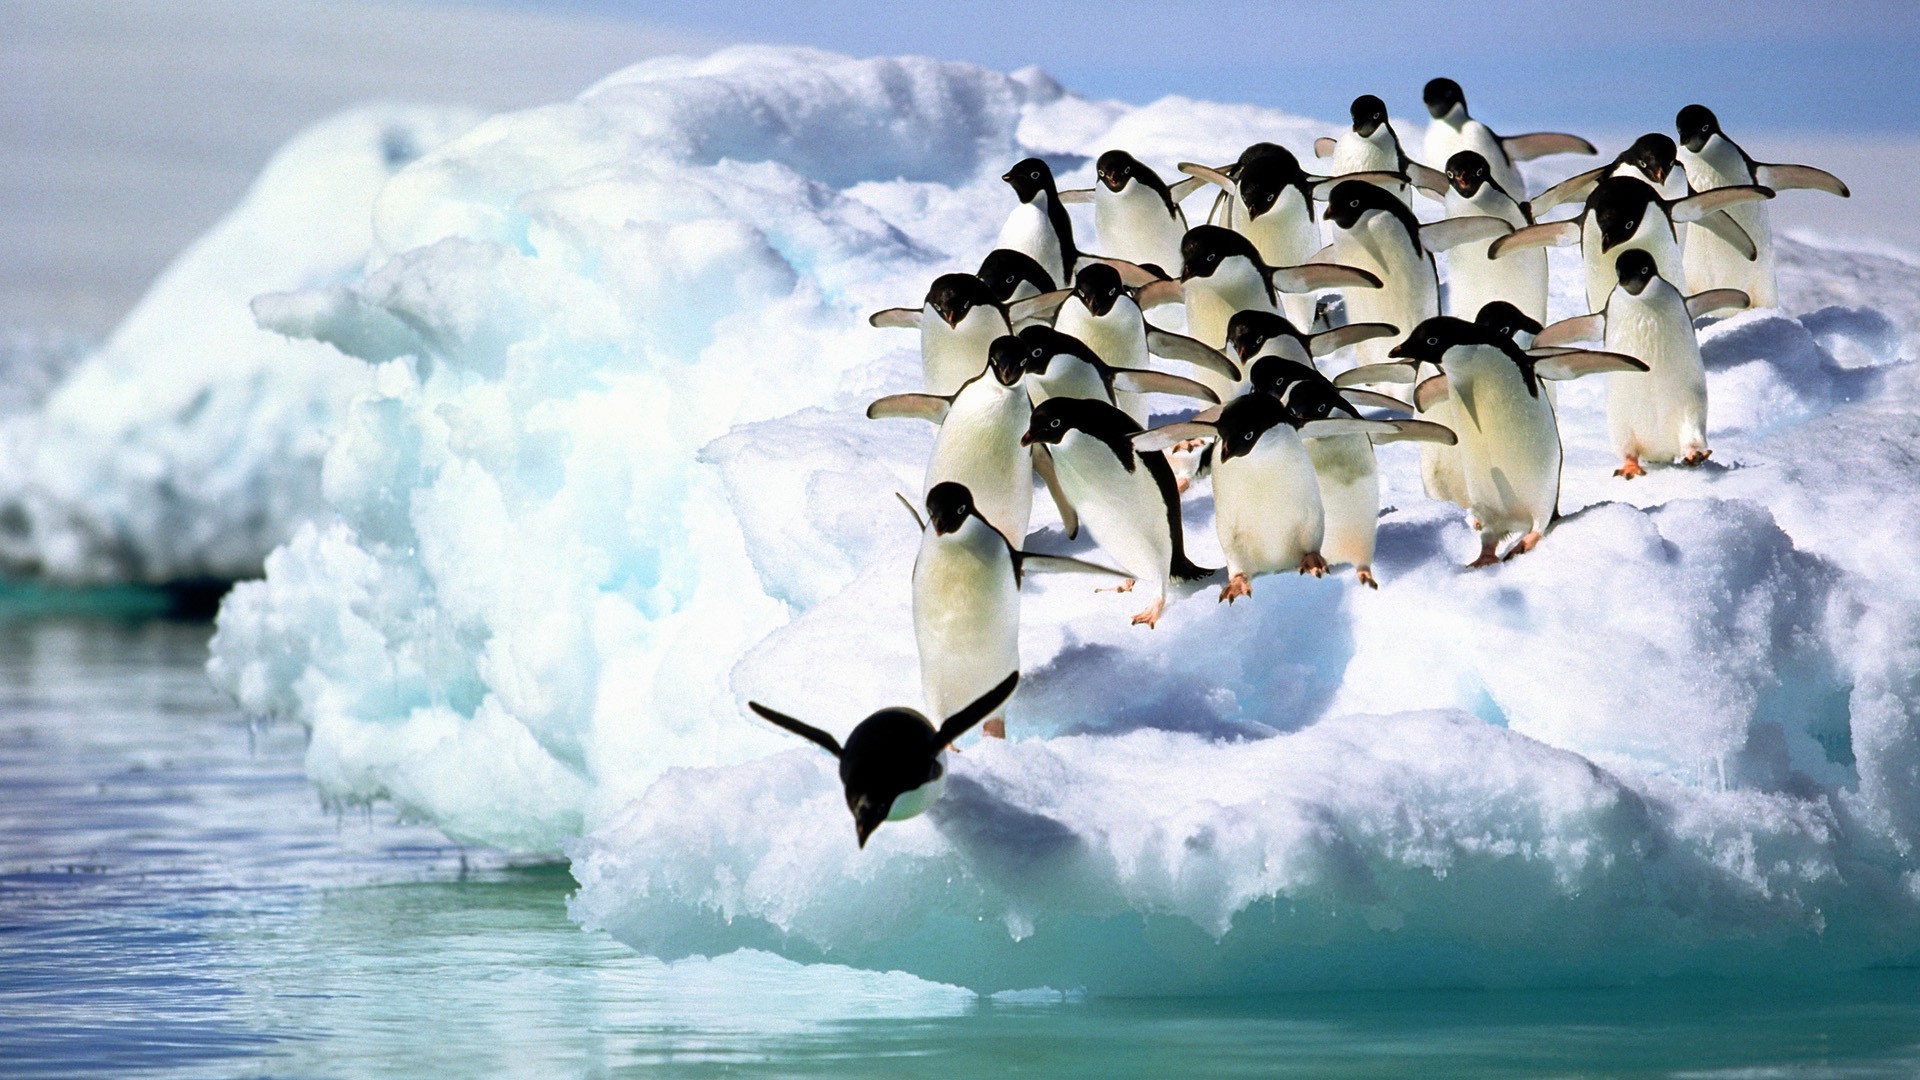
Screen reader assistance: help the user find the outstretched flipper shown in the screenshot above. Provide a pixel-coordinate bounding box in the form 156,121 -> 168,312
1009,288 -> 1073,324
1420,215 -> 1515,252
1362,418 -> 1458,445
1752,163 -> 1849,198
1415,373 -> 1452,411
1131,421 -> 1218,454
934,672 -> 1020,748
1270,263 -> 1383,293
1168,175 -> 1209,203
1530,164 -> 1608,216
1145,328 -> 1242,382
1333,362 -> 1419,388
748,703 -> 844,757
1301,417 -> 1454,443
895,491 -> 926,531
1533,313 -> 1605,348
869,307 -> 921,329
1112,368 -> 1220,403
1339,388 -> 1416,413
1489,219 -> 1580,259
867,393 -> 952,423
1501,132 -> 1598,161
1672,185 -> 1774,222
1176,162 -> 1236,190
1032,444 -> 1079,539
1686,289 -> 1750,318
1692,210 -> 1759,260
1056,187 -> 1095,204
1313,136 -> 1337,159
1132,278 -> 1184,309
1533,349 -> 1649,380
1311,322 -> 1399,356
1310,171 -> 1412,200
1406,162 -> 1449,194
1015,552 -> 1132,580
1082,256 -> 1168,288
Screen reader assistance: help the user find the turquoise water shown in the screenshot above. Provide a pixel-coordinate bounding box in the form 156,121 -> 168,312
3,616 -> 1919,1078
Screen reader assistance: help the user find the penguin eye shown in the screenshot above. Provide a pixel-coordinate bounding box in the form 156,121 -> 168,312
1029,170 -> 1041,180
1206,253 -> 1218,264
1050,419 -> 1061,428
1005,275 -> 1016,284
1242,431 -> 1255,442
1348,199 -> 1360,208
1426,336 -> 1439,346
1625,218 -> 1638,230
1317,403 -> 1329,415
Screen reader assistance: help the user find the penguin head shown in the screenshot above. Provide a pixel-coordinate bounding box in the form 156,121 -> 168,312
1323,179 -> 1398,230
1390,316 -> 1484,366
1249,354 -> 1320,399
1073,263 -> 1126,317
1445,151 -> 1495,198
1474,300 -> 1542,343
1179,225 -> 1261,281
1015,324 -> 1097,378
1614,249 -> 1659,295
1212,393 -> 1292,459
1622,133 -> 1678,185
986,335 -> 1028,387
1237,154 -> 1303,219
1096,149 -> 1146,193
1588,176 -> 1662,253
976,248 -> 1055,304
1226,309 -> 1298,362
1003,157 -> 1057,203
1675,104 -> 1721,154
1236,141 -> 1291,171
925,273 -> 998,328
1021,395 -> 1117,447
1423,77 -> 1466,121
1277,375 -> 1359,425
924,481 -> 976,536
1349,94 -> 1390,138
838,710 -> 945,847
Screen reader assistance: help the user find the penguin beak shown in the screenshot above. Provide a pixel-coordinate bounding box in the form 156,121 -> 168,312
1101,171 -> 1125,192
852,797 -> 886,848
1019,431 -> 1034,446
939,306 -> 964,328
1387,342 -> 1408,359
1001,170 -> 1014,183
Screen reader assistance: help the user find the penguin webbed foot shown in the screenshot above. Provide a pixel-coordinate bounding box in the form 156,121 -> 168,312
1468,539 -> 1502,569
1614,455 -> 1647,479
1130,596 -> 1167,628
1681,448 -> 1712,467
1503,531 -> 1544,561
1219,573 -> 1252,604
981,717 -> 1007,739
1356,567 -> 1378,589
1299,553 -> 1328,578
1100,578 -> 1137,594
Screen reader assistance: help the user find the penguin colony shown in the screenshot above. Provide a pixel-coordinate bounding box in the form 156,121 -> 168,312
752,87 -> 1850,846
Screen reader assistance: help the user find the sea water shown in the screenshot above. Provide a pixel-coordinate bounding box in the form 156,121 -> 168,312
3,614 -> 1919,1078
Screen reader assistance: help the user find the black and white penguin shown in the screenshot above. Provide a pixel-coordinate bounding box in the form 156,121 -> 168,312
1050,263 -> 1241,421
1675,104 -> 1850,309
1178,145 -> 1340,328
1532,132 -> 1690,216
1015,324 -> 1219,413
1440,151 -> 1545,326
868,273 -> 1011,396
1314,94 -> 1441,204
749,670 -> 1019,847
997,157 -> 1080,287
1021,397 -> 1216,627
1223,309 -> 1401,377
1177,224 -> 1383,364
1057,150 -> 1204,274
975,248 -> 1057,329
1420,77 -> 1596,198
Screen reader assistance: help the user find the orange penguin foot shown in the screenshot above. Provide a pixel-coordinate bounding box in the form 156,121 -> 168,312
1503,530 -> 1544,560
1468,539 -> 1502,569
1131,596 -> 1166,628
1356,567 -> 1379,589
1299,553 -> 1328,577
1176,475 -> 1192,493
982,717 -> 1006,739
1682,448 -> 1712,467
1100,578 -> 1137,594
1219,573 -> 1252,604
1614,456 -> 1646,479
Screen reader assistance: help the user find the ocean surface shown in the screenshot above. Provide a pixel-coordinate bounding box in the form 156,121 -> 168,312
2,611 -> 1918,1079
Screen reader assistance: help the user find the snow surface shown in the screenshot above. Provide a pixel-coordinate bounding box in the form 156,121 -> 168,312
0,105 -> 480,584
205,48 -> 1920,993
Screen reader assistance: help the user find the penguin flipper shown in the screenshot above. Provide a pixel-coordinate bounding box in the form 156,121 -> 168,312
1313,136 -> 1338,159
1031,445 -> 1079,540
1112,369 -> 1219,404
1310,322 -> 1399,356
1055,187 -> 1096,204
1015,552 -> 1132,580
1082,256 -> 1168,288
1686,289 -> 1750,319
1145,328 -> 1242,381
1333,362 -> 1419,388
1406,162 -> 1450,195
1008,289 -> 1072,324
1270,263 -> 1383,293
867,393 -> 951,423
1339,388 -> 1415,414
1353,418 -> 1458,446
1132,279 -> 1184,310
868,307 -> 922,329
1167,175 -> 1210,203
934,672 -> 1020,749
1534,313 -> 1605,348
1131,421 -> 1217,454
1672,185 -> 1774,223
1533,350 -> 1648,380
1310,171 -> 1411,200
1692,209 -> 1760,260
1531,165 -> 1607,216
1753,163 -> 1850,198
748,703 -> 843,757
1488,219 -> 1580,258
1420,215 -> 1514,252
1501,132 -> 1598,161
895,492 -> 927,531
1415,373 -> 1452,411
1176,162 -> 1236,191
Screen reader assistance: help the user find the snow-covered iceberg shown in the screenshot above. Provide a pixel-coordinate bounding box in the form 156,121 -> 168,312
209,48 -> 1920,992
0,105 -> 479,585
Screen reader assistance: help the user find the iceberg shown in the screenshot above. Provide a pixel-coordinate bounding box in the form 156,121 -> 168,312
209,48 -> 1920,991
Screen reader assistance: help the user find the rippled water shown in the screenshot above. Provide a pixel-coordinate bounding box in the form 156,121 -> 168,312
2,615 -> 1918,1078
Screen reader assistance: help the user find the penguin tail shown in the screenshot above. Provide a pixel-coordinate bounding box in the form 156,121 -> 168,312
1172,556 -> 1220,582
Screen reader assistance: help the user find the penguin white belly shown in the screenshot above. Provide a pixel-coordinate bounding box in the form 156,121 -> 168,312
1056,303 -> 1151,423
1051,433 -> 1171,597
1096,181 -> 1184,271
1337,218 -> 1436,370
1582,215 -> 1683,315
1424,121 -> 1464,173
1212,431 -> 1324,579
924,384 -> 1033,543
912,519 -> 1021,722
996,196 -> 1065,286
1444,189 -> 1545,324
1241,190 -> 1321,329
922,305 -> 1004,396
1417,393 -> 1471,509
1334,130 -> 1408,203
1184,259 -> 1274,355
1303,433 -> 1378,569
1604,286 -> 1708,463
1681,139 -> 1774,307
1447,348 -> 1561,538
887,771 -> 947,821
1028,362 -> 1110,410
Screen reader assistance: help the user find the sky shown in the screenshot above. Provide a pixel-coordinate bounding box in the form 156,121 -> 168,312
3,0 -> 1916,339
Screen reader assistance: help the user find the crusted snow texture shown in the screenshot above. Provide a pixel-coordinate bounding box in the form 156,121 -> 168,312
0,106 -> 481,584
206,49 -> 1920,990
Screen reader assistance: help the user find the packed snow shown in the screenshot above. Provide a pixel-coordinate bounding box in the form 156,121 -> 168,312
204,48 -> 1920,992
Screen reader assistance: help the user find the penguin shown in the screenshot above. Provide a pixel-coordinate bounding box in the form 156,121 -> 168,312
1050,263 -> 1241,422
1177,224 -> 1384,370
1176,145 -> 1358,329
1420,77 -> 1596,198
1054,150 -> 1206,274
1223,309 -> 1401,377
1021,397 -> 1216,627
1319,179 -> 1512,371
867,339 -> 1037,544
1490,174 -> 1774,314
1676,104 -> 1851,309
748,670 -> 1019,848
1015,324 -> 1219,414
1532,133 -> 1690,216
1440,151 -> 1546,327
1473,300 -> 1542,349
1249,356 -> 1453,588
1313,94 -> 1443,204
868,273 -> 1011,396
906,482 -> 1125,740
1386,317 -> 1646,565
976,248 -> 1057,329
997,157 -> 1079,287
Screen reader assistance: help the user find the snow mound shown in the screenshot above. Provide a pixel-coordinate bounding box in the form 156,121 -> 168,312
209,49 -> 1920,990
0,105 -> 480,584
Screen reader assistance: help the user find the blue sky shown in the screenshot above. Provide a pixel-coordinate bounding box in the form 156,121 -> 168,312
495,0 -> 1920,134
